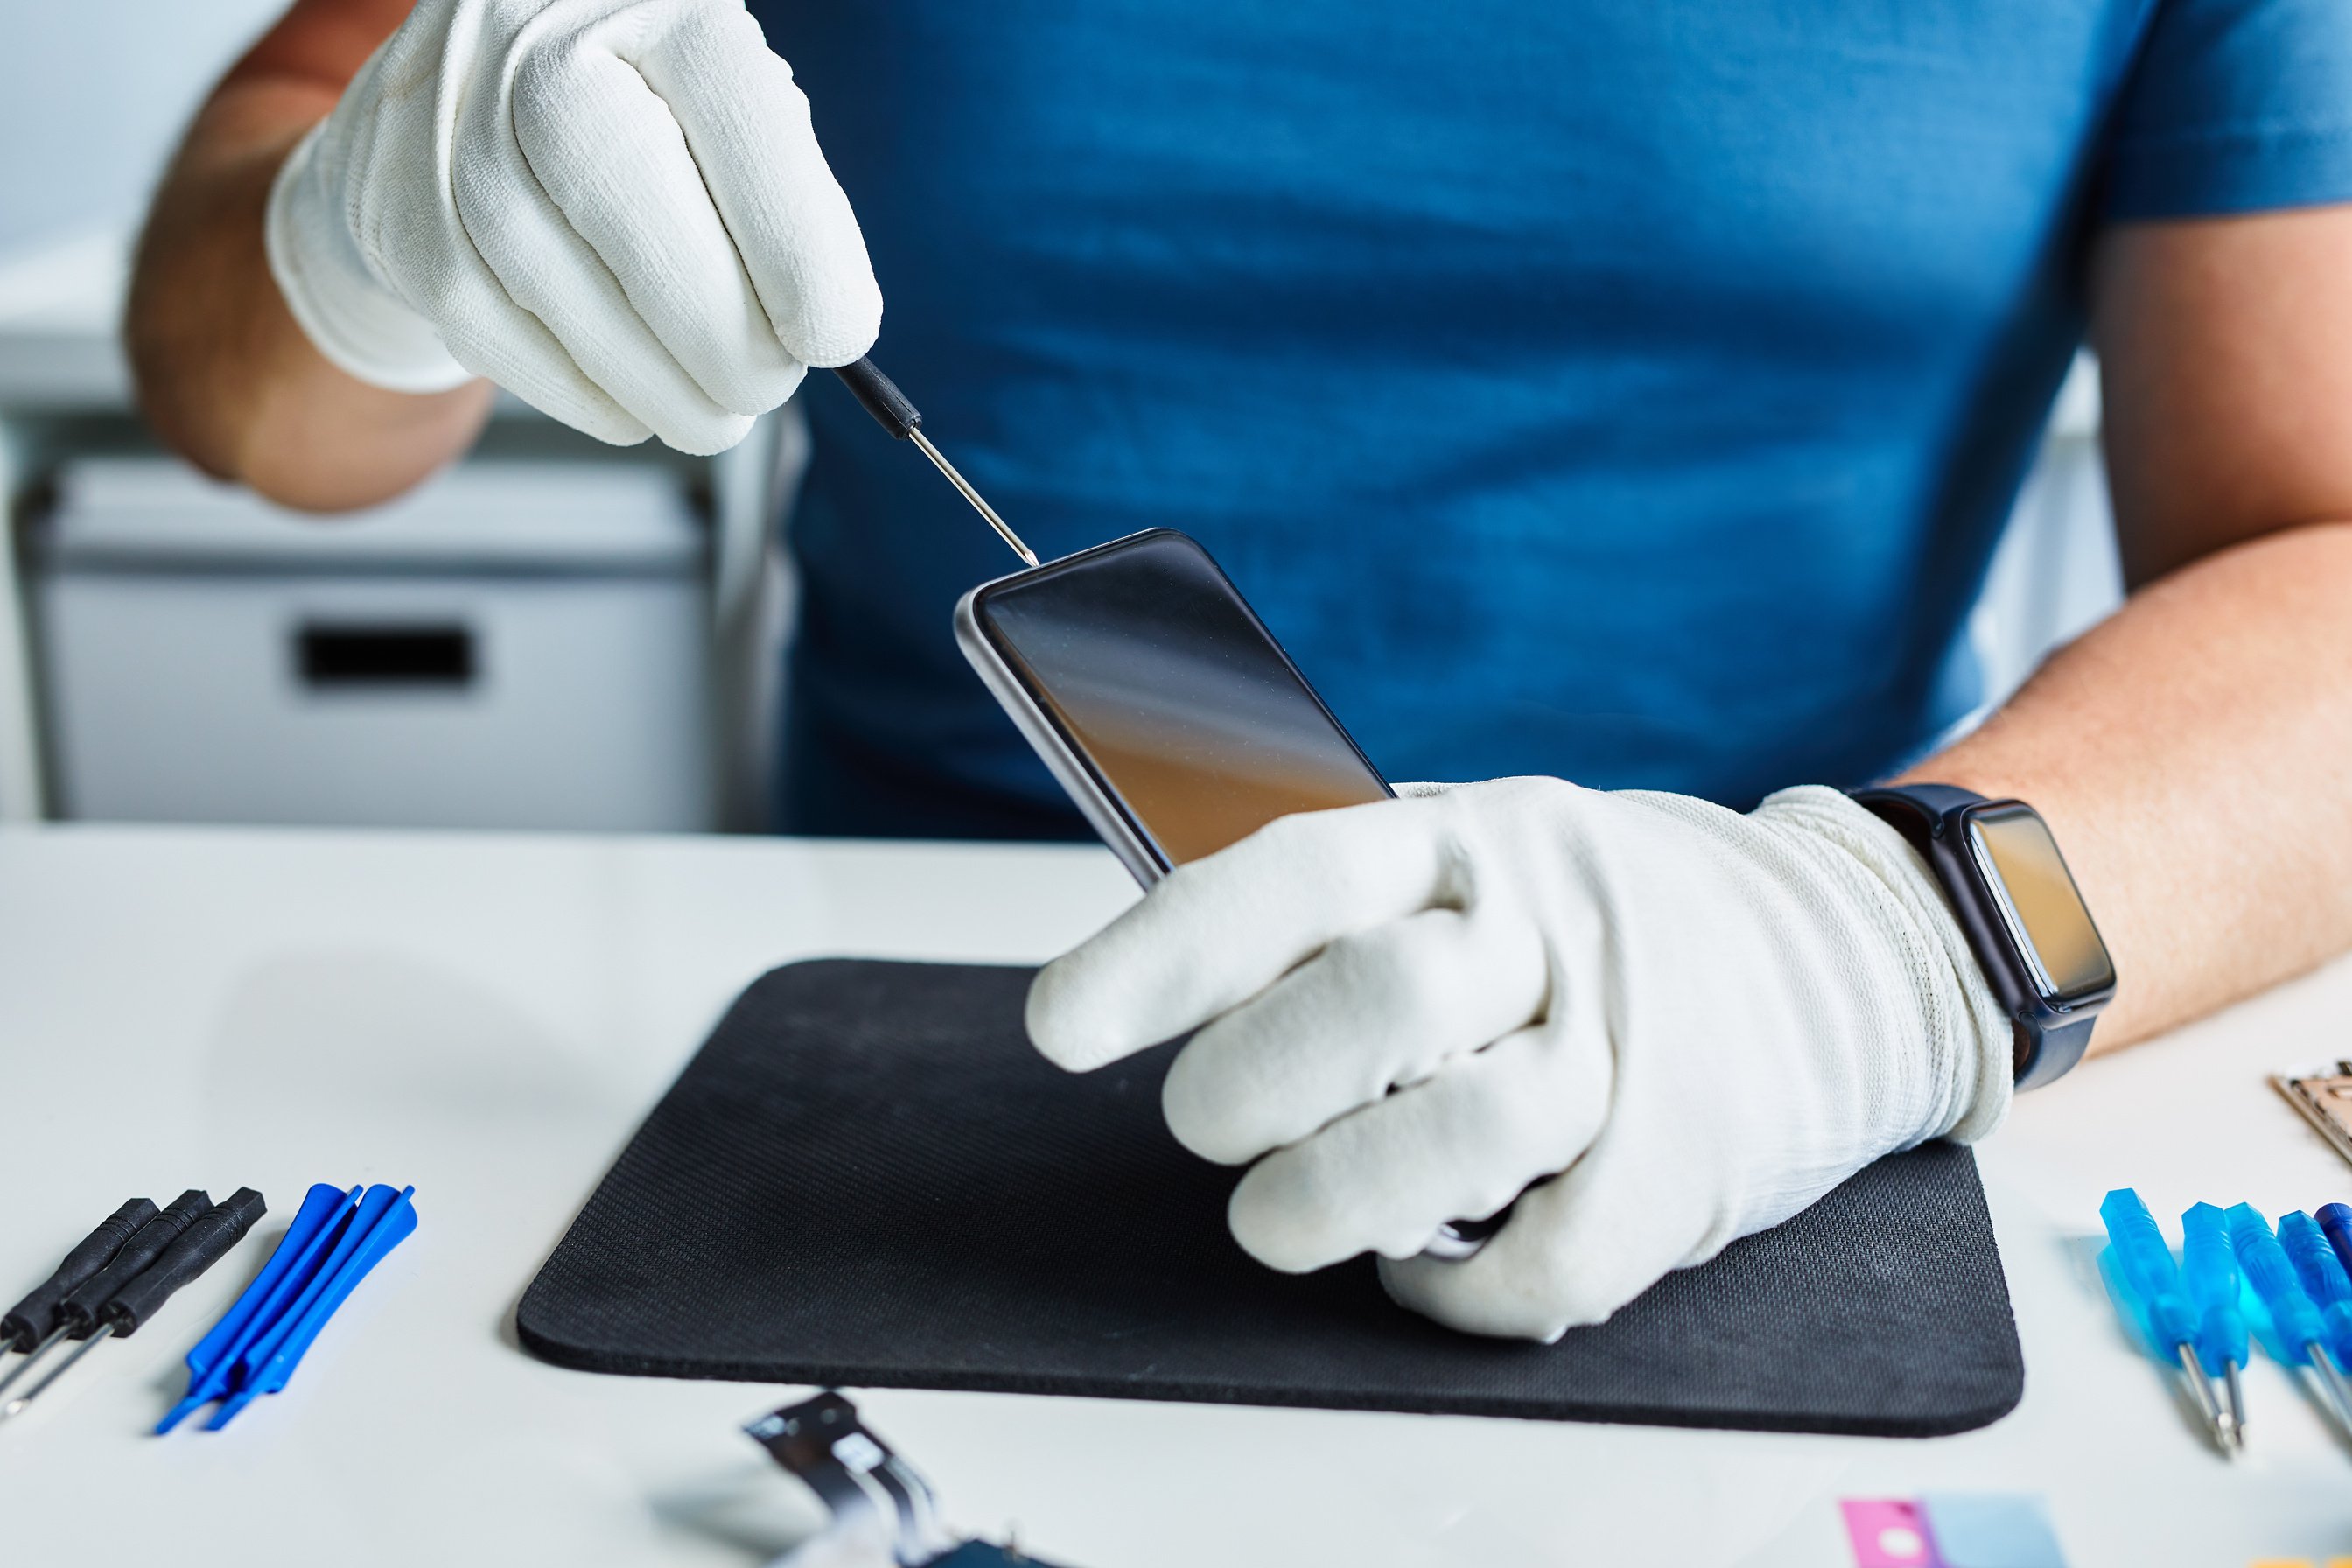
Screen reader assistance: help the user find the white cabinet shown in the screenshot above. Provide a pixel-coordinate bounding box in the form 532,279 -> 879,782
31,458 -> 716,831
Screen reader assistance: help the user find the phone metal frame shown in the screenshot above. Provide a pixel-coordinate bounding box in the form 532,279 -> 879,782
954,528 -> 1393,890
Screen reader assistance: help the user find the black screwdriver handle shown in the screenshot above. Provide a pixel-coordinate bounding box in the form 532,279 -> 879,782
57,1189 -> 210,1336
833,357 -> 922,439
102,1188 -> 267,1337
1,1198 -> 159,1350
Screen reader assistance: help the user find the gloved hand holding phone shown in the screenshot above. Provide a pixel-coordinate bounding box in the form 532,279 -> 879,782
1026,777 -> 2013,1342
265,0 -> 880,455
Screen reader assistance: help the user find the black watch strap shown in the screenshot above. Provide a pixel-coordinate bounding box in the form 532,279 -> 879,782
2018,1014 -> 2097,1091
1851,782 -> 1985,836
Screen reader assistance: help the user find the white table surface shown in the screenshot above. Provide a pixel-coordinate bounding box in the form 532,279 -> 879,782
0,823 -> 2345,1565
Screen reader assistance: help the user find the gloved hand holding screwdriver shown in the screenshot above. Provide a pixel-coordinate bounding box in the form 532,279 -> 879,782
263,0 -> 880,456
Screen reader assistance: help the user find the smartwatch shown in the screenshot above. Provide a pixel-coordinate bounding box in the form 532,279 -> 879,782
1848,783 -> 2116,1090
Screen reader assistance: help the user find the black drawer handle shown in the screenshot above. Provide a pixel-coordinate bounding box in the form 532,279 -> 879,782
296,623 -> 475,690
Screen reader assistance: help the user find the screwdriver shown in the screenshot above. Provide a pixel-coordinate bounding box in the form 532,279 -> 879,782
0,1189 -> 209,1403
2227,1202 -> 2352,1432
2278,1210 -> 2352,1369
2,1198 -> 158,1354
2,1189 -> 266,1421
2318,1202 -> 2352,1284
2099,1189 -> 2230,1447
833,358 -> 1040,568
2180,1202 -> 2249,1451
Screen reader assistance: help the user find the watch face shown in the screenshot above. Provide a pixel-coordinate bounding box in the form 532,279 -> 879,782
1965,804 -> 2116,1004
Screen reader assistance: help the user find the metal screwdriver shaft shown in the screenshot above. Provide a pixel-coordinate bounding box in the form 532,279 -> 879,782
907,428 -> 1038,568
833,357 -> 1040,568
5,1324 -> 115,1415
0,1325 -> 72,1402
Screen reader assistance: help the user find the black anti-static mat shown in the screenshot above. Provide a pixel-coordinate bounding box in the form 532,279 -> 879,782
519,960 -> 2022,1435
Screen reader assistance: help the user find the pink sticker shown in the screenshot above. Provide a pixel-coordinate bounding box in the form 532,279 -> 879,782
1840,1499 -> 1945,1568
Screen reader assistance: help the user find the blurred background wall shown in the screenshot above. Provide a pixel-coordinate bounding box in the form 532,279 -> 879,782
0,2 -> 287,256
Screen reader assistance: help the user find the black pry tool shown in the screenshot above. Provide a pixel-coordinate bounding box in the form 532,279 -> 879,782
2,1198 -> 158,1353
832,357 -> 1040,567
2,1189 -> 266,1421
0,1189 -> 208,1404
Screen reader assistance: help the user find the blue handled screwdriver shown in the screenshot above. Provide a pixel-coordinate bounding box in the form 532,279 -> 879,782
2181,1202 -> 2249,1451
2281,1211 -> 2352,1309
2317,1203 -> 2352,1289
2277,1210 -> 2352,1384
2228,1203 -> 2352,1431
2100,1189 -> 2230,1446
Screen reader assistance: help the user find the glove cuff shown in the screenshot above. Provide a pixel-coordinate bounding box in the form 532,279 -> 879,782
1760,786 -> 2014,1145
264,121 -> 474,396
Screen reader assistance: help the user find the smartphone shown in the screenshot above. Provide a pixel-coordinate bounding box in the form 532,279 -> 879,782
955,528 -> 1391,878
956,527 -> 1498,1258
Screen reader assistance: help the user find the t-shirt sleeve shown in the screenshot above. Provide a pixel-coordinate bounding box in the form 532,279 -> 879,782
2104,0 -> 2352,220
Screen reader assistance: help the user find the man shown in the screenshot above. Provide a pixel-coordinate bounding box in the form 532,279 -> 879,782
130,0 -> 2352,1340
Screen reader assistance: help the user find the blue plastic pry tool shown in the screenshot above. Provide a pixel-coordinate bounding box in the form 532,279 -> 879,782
158,1183 -> 357,1434
206,1185 -> 416,1430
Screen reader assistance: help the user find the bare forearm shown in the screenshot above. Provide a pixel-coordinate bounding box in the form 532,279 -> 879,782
1900,521 -> 2352,1049
125,1 -> 488,511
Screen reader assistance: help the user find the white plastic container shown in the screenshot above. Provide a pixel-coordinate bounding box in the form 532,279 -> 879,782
32,458 -> 714,830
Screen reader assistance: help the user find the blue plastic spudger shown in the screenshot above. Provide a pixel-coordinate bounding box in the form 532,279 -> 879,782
207,1185 -> 416,1430
158,1183 -> 356,1434
222,1186 -> 398,1390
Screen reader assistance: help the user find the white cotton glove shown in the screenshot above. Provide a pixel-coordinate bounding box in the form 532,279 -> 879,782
1026,778 -> 2014,1342
265,0 -> 880,454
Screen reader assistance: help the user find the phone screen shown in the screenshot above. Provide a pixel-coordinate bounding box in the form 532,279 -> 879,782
971,530 -> 1391,868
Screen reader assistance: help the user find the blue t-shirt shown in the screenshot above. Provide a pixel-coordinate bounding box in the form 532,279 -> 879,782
755,0 -> 2352,839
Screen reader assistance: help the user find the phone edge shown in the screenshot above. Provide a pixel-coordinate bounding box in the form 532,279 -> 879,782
954,581 -> 1168,889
